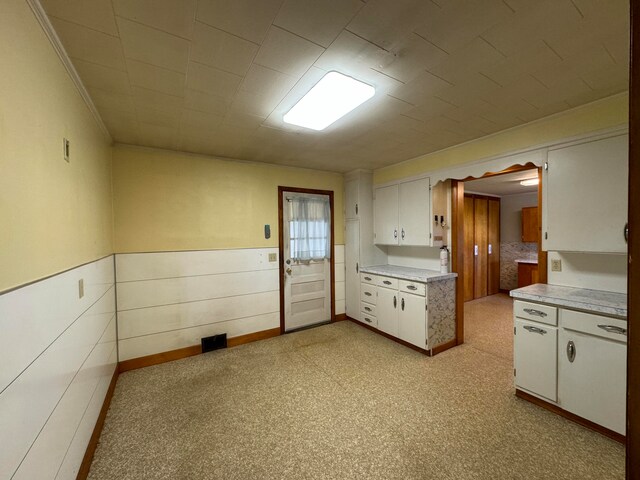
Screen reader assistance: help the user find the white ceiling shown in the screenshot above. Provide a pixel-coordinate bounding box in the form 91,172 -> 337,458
41,0 -> 630,173
464,169 -> 539,196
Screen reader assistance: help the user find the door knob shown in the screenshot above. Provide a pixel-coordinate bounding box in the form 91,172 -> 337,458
286,268 -> 292,275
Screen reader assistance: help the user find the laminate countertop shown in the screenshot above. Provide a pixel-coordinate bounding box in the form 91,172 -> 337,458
510,283 -> 627,319
359,265 -> 457,284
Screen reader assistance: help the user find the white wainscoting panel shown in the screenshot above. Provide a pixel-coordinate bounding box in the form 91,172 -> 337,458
117,246 -> 346,360
0,256 -> 117,480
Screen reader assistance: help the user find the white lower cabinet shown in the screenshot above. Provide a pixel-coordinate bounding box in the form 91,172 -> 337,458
398,292 -> 426,348
558,310 -> 627,435
514,318 -> 558,402
377,286 -> 399,337
514,300 -> 627,435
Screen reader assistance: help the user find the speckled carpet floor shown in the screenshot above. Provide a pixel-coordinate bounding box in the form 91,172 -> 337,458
89,310 -> 625,479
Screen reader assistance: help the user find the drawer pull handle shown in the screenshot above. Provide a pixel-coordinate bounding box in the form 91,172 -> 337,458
364,306 -> 371,312
364,276 -> 372,281
383,280 -> 392,285
523,325 -> 547,335
364,292 -> 372,296
393,296 -> 397,308
567,341 -> 576,363
597,324 -> 627,335
407,285 -> 417,291
364,317 -> 372,323
523,308 -> 547,317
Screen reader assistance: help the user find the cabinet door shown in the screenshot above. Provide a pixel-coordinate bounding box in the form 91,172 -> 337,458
398,292 -> 426,348
521,207 -> 538,243
544,134 -> 628,253
345,220 -> 360,321
514,318 -> 558,402
559,327 -> 627,435
399,178 -> 430,246
487,197 -> 500,295
376,286 -> 398,336
345,178 -> 359,220
374,184 -> 399,245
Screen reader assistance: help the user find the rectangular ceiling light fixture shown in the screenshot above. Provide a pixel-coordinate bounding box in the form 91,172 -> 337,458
520,178 -> 539,186
283,71 -> 375,131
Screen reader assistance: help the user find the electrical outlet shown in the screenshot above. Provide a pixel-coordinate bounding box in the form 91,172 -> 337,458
268,253 -> 277,262
551,259 -> 562,272
78,278 -> 84,298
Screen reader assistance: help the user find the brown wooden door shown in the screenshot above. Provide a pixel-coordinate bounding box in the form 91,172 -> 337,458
474,197 -> 488,299
488,197 -> 500,295
463,195 -> 475,302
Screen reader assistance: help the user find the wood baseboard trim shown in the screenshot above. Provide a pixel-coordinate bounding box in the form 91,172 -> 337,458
118,345 -> 202,373
76,366 -> 119,480
227,327 -> 280,347
515,389 -> 625,444
335,313 -> 348,321
428,338 -> 457,356
499,288 -> 511,295
118,327 -> 282,373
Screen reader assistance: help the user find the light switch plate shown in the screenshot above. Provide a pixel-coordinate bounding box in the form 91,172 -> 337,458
268,253 -> 277,262
78,278 -> 84,298
551,259 -> 562,272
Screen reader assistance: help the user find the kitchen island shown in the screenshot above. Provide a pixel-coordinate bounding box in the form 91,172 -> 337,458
357,265 -> 457,355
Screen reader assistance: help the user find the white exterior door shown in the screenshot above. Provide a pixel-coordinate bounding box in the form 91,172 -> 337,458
283,192 -> 332,332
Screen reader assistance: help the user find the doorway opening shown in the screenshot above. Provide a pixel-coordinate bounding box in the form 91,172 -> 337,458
278,187 -> 335,333
451,164 -> 547,347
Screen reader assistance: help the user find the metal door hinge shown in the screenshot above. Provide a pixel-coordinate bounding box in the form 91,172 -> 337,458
545,232 -> 548,240
514,368 -> 516,376
544,161 -> 548,171
425,304 -> 428,311
356,262 -> 359,273
429,233 -> 432,239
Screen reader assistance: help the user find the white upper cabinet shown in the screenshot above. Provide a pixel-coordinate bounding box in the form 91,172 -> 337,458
543,134 -> 628,253
374,177 -> 431,246
374,184 -> 399,245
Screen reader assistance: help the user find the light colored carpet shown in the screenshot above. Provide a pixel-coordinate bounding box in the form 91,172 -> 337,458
464,293 -> 514,361
89,321 -> 624,480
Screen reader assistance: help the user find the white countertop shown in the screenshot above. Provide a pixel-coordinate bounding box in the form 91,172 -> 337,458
515,258 -> 538,264
360,265 -> 457,283
510,283 -> 627,319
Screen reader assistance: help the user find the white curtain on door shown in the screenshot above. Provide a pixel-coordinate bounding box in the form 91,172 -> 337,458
288,196 -> 331,261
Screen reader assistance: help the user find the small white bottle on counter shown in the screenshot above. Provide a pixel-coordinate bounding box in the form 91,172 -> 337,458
440,245 -> 449,274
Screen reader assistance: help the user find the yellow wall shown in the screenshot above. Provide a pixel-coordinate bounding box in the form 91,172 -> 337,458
112,145 -> 344,253
0,0 -> 113,292
374,93 -> 629,184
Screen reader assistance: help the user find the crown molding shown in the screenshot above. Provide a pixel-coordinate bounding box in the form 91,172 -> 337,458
25,0 -> 112,142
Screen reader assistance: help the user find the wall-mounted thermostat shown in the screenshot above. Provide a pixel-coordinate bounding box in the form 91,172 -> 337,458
63,138 -> 70,162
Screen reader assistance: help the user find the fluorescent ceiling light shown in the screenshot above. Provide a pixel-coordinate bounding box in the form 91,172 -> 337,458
520,178 -> 539,186
283,72 -> 375,131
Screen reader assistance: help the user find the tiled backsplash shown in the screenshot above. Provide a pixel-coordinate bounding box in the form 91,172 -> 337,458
500,241 -> 538,290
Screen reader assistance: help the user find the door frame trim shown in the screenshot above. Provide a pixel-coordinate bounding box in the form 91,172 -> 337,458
278,186 -> 336,334
451,163 -> 545,345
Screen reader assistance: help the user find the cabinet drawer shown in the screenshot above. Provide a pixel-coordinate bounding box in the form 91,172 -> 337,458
561,309 -> 627,343
361,314 -> 377,327
361,302 -> 376,316
514,318 -> 558,402
399,279 -> 425,296
360,273 -> 377,285
514,300 -> 557,326
376,276 -> 398,289
360,284 -> 377,304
